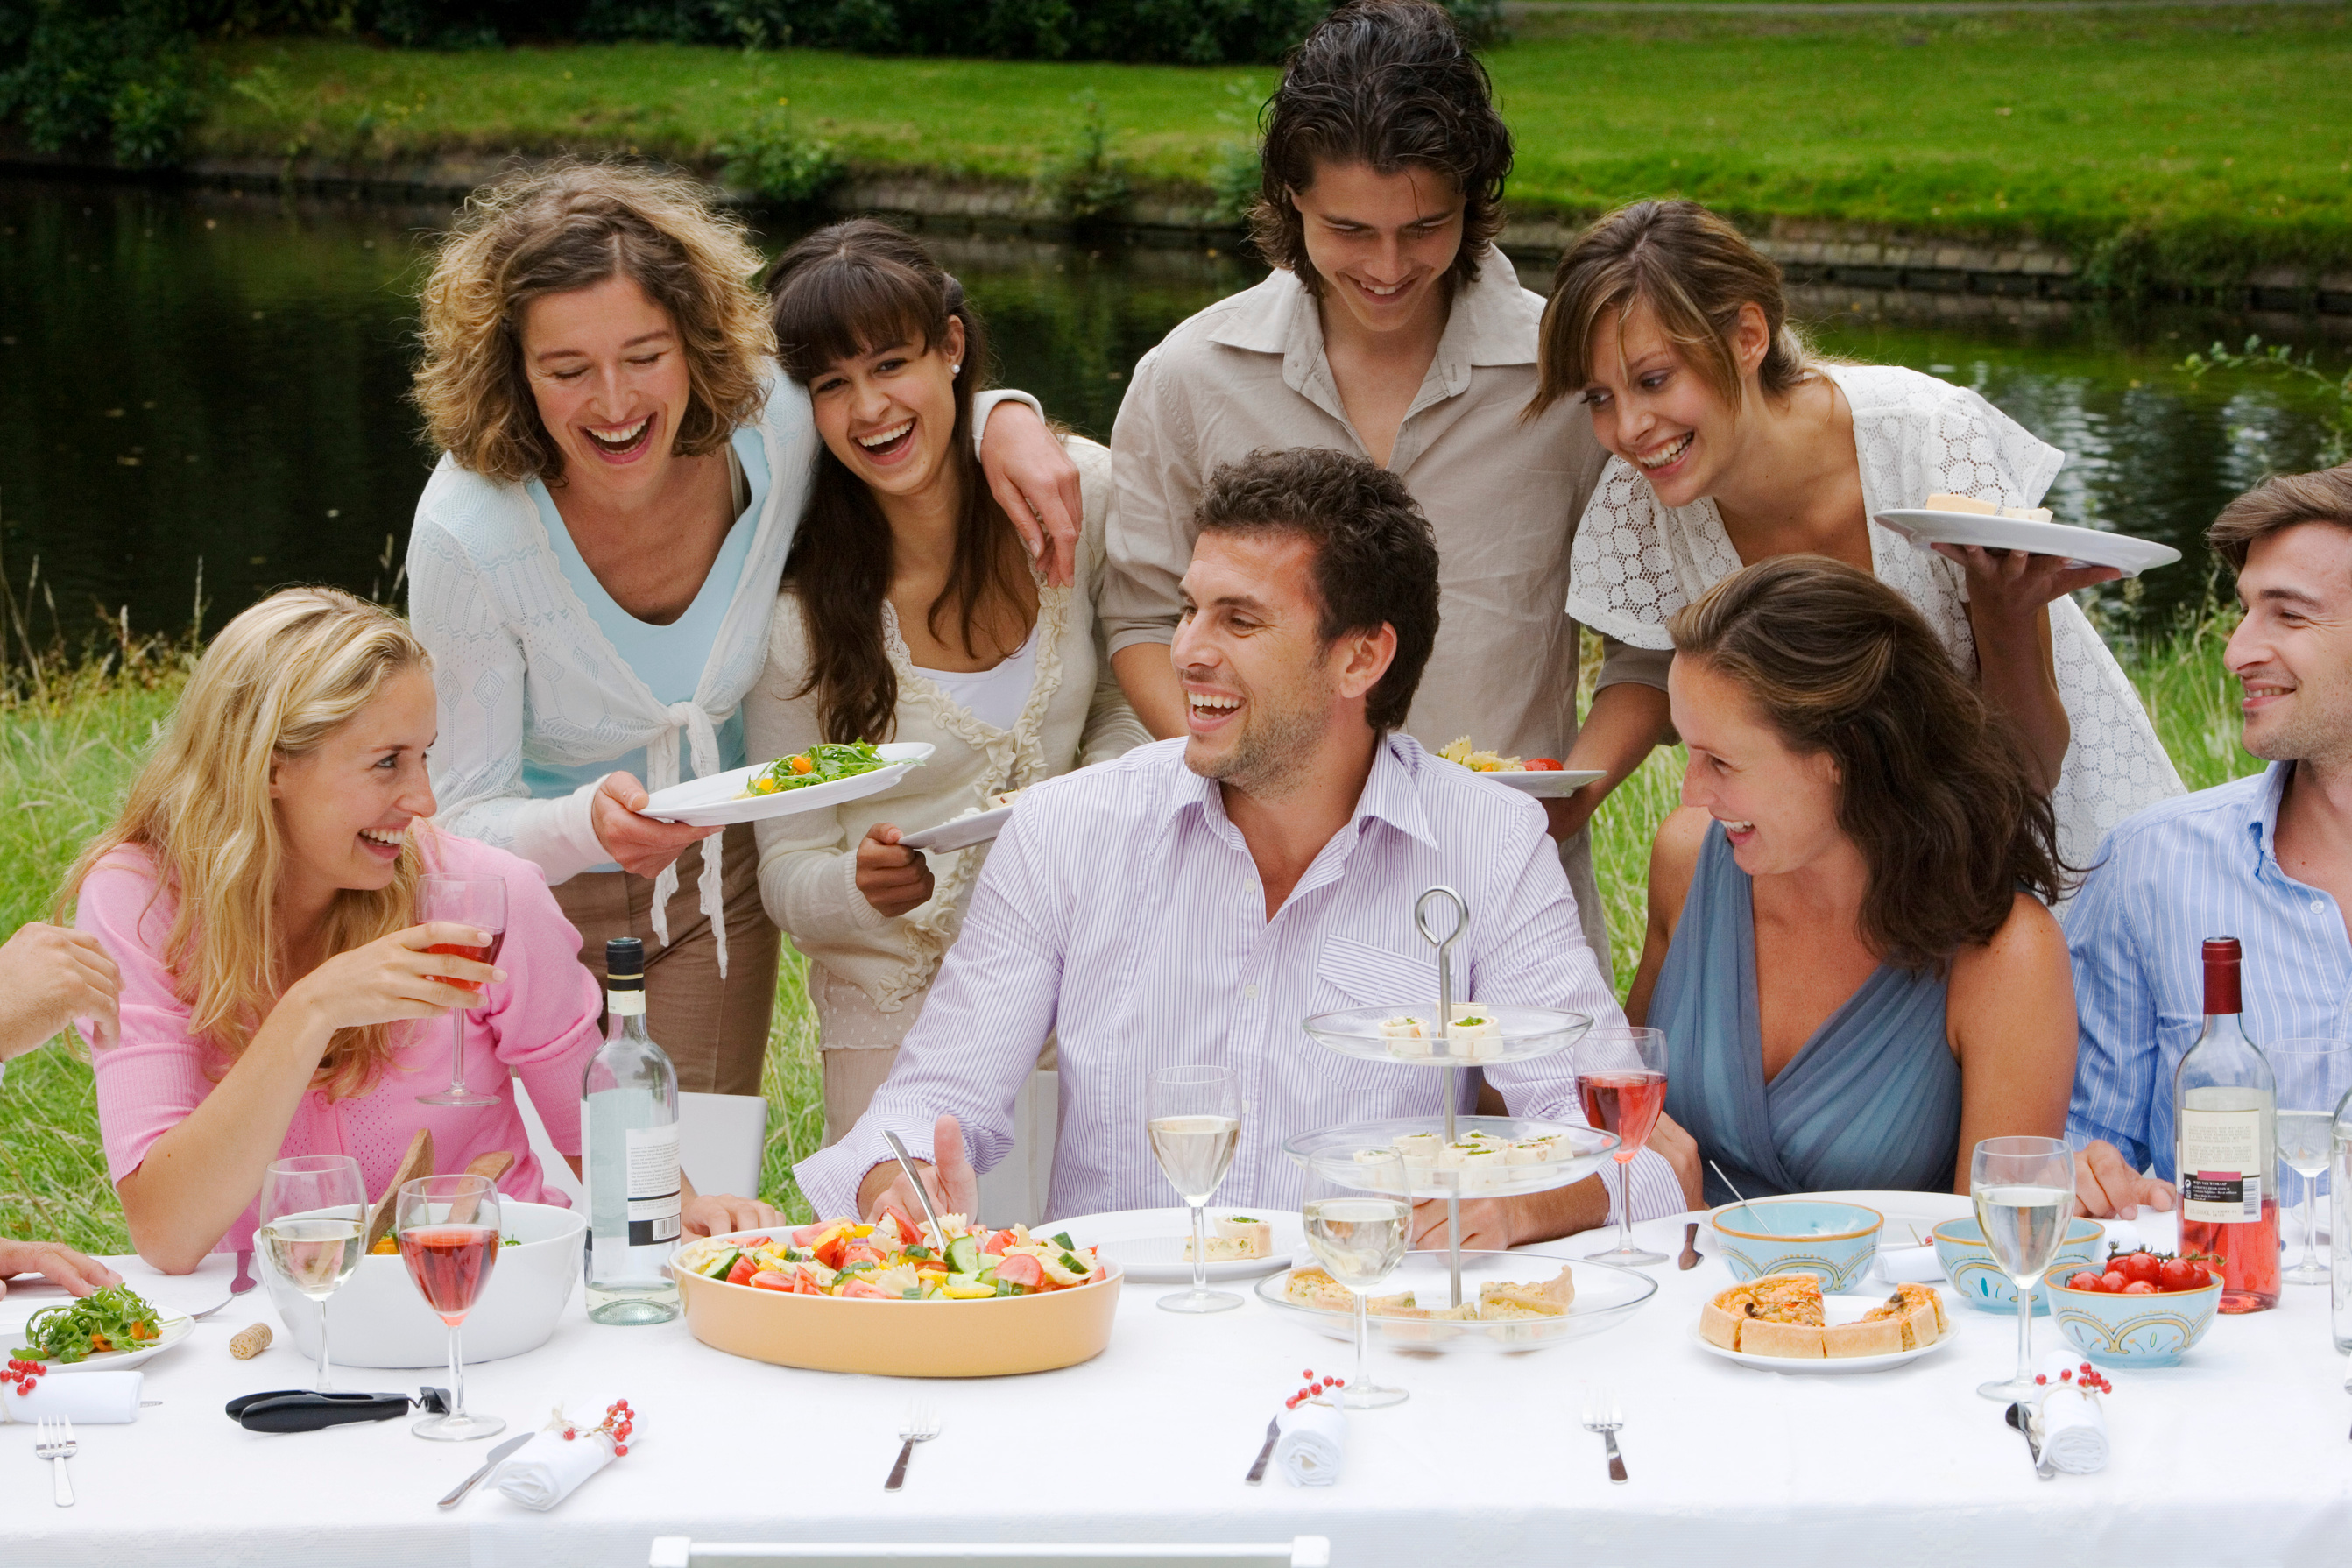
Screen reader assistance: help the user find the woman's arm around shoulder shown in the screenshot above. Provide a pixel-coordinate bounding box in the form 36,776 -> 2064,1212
1945,891 -> 2078,1191
1624,806 -> 1711,1026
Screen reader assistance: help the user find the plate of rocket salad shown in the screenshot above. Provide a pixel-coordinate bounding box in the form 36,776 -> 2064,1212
7,1285 -> 191,1372
638,742 -> 934,828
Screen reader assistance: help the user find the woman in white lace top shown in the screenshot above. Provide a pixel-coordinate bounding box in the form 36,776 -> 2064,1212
1532,201 -> 2179,872
404,164 -> 1081,1096
745,221 -> 1148,1142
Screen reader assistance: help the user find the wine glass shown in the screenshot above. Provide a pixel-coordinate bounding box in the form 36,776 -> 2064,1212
1573,1027 -> 1669,1266
2269,1039 -> 2352,1286
257,1154 -> 366,1393
415,875 -> 505,1107
1146,1064 -> 1243,1314
1302,1150 -> 1410,1409
1970,1134 -> 2075,1402
395,1173 -> 505,1441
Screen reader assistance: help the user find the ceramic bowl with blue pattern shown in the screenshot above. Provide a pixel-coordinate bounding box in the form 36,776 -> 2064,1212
1709,1200 -> 1883,1292
2045,1268 -> 2221,1367
1931,1217 -> 2107,1315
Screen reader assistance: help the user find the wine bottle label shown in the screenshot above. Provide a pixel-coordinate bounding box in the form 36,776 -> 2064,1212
624,1124 -> 682,1247
2179,1108 -> 2265,1224
607,989 -> 646,1017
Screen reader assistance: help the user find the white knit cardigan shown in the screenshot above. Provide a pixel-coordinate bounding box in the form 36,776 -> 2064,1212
745,436 -> 1149,1014
406,370 -> 1034,972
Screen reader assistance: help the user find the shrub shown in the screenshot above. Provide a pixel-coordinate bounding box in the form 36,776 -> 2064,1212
717,103 -> 845,207
0,0 -> 202,166
1038,88 -> 1132,230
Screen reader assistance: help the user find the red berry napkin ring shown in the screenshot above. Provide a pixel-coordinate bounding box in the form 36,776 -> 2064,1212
1282,1368 -> 1346,1411
552,1398 -> 637,1456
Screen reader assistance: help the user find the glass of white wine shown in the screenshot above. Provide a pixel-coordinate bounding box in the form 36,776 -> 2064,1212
1970,1134 -> 2075,1402
258,1154 -> 368,1393
2269,1039 -> 2352,1286
1147,1064 -> 1243,1314
1303,1149 -> 1411,1410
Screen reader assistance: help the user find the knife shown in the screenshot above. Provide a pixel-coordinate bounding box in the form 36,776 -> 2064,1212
2003,1402 -> 2053,1481
1244,1416 -> 1282,1485
440,1432 -> 534,1509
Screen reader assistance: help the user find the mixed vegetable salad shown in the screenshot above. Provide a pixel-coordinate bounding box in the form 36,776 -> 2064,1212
11,1284 -> 166,1364
681,1212 -> 1106,1300
740,741 -> 903,798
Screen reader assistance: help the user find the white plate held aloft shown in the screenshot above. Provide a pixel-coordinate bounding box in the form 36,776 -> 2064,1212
1875,508 -> 2179,577
639,743 -> 934,828
898,802 -> 1014,854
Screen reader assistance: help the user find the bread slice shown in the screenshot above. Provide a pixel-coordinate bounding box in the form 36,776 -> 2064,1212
1923,491 -> 2053,523
1183,1235 -> 1261,1262
364,1127 -> 434,1251
1479,1265 -> 1577,1319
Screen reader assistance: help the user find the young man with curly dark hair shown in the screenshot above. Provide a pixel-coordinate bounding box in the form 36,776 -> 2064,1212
1102,0 -> 1666,977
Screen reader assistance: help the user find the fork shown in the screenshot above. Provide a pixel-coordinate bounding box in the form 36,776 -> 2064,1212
884,1402 -> 940,1491
36,1416 -> 76,1508
1579,1391 -> 1628,1485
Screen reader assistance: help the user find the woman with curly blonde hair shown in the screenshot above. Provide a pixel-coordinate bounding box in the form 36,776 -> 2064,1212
405,160 -> 1077,1095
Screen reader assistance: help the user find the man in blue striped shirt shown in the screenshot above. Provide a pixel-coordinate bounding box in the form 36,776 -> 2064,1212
2067,464 -> 2352,1218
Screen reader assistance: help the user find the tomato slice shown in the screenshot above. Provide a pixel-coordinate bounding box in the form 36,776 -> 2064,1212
813,1234 -> 849,1269
995,1253 -> 1044,1288
841,1279 -> 896,1300
983,1229 -> 1017,1256
1522,758 -> 1564,770
789,1222 -> 832,1247
725,1254 -> 760,1287
749,1270 -> 793,1292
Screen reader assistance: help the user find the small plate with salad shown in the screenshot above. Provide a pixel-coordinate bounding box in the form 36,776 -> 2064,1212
8,1285 -> 191,1373
1060,1207 -> 1304,1284
639,741 -> 934,828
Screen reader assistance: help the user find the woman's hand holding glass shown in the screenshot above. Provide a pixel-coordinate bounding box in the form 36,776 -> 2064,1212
590,772 -> 720,879
282,922 -> 502,1035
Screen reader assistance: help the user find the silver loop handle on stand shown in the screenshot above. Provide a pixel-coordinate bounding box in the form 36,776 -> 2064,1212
1412,885 -> 1467,1031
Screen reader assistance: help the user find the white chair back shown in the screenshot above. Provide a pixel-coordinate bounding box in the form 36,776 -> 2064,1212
649,1540 -> 1330,1566
971,1067 -> 1059,1227
677,1091 -> 769,1199
512,1074 -> 585,1207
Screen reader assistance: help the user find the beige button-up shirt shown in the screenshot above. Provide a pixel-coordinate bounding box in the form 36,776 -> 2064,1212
1102,247 -> 1653,967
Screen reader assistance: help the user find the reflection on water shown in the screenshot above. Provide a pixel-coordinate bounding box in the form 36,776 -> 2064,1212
2,176 -> 2344,650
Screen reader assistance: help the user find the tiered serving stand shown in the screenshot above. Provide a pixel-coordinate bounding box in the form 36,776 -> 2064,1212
1270,887 -> 1656,1349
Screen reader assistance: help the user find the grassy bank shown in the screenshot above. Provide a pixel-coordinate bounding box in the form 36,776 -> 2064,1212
177,11 -> 2352,286
0,607 -> 2263,1257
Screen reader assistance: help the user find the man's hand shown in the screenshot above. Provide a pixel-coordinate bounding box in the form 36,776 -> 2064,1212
2072,1140 -> 2177,1219
681,1186 -> 786,1240
977,403 -> 1082,589
1648,1113 -> 1705,1212
0,922 -> 121,1061
0,1239 -> 122,1300
855,825 -> 935,918
855,1114 -> 980,1222
590,772 -> 720,879
1410,1196 -> 1518,1252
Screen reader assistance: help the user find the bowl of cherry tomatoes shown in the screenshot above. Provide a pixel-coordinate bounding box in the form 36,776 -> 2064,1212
2045,1248 -> 2222,1367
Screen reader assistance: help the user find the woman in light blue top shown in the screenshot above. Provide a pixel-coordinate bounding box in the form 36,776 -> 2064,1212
1625,556 -> 2079,1205
404,161 -> 1079,1098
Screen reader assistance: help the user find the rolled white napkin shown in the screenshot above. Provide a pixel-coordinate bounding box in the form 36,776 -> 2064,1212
2031,1350 -> 2108,1475
492,1429 -> 616,1510
1872,1244 -> 1946,1284
1274,1399 -> 1346,1487
0,1370 -> 143,1424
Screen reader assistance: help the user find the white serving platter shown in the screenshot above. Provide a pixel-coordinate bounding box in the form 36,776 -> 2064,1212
639,743 -> 934,828
1258,1248 -> 1656,1353
1875,508 -> 2180,577
1057,1207 -> 1303,1285
1691,1291 -> 1953,1375
1479,768 -> 1606,797
897,802 -> 1014,854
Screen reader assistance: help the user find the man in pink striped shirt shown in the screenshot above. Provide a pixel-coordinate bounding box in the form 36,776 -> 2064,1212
798,449 -> 1697,1239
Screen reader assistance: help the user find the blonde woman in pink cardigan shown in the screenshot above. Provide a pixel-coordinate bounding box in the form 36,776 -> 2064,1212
66,588 -> 779,1273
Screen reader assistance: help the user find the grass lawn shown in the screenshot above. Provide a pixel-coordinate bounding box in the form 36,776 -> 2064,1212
0,608 -> 2263,1258
191,11 -> 2352,280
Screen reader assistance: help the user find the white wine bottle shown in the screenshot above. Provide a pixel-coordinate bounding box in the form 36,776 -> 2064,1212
583,937 -> 682,1325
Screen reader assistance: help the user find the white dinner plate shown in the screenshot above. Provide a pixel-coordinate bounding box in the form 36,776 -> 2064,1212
639,743 -> 934,828
1875,508 -> 2180,577
7,1310 -> 193,1374
1478,768 -> 1605,798
898,803 -> 1014,854
1056,1207 -> 1303,1284
1691,1293 -> 1953,1375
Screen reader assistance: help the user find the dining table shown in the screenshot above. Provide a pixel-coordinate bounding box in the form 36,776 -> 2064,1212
11,1197 -> 2352,1567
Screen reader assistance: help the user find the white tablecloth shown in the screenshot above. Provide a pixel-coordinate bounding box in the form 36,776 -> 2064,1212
11,1207 -> 2352,1566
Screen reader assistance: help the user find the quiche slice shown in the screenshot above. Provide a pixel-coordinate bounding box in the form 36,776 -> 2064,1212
1701,1273 -> 1827,1356
1477,1266 -> 1578,1319
1285,1267 -> 1354,1311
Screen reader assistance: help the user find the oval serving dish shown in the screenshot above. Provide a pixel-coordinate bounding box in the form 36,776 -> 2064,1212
673,1228 -> 1124,1377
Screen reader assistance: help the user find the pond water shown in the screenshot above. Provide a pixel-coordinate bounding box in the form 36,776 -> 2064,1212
3,174 -> 2346,654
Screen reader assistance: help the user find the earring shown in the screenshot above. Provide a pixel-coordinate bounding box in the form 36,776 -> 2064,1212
950,363 -> 962,375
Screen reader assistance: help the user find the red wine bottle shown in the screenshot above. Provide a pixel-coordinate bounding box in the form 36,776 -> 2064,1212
2174,937 -> 2280,1313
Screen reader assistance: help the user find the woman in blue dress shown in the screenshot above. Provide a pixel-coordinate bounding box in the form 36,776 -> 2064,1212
1627,555 -> 2079,1204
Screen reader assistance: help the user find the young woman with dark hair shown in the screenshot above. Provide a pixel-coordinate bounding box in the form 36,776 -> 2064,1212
1104,0 -> 1657,977
1627,555 -> 2079,1204
745,220 -> 1146,1144
1534,198 -> 2180,872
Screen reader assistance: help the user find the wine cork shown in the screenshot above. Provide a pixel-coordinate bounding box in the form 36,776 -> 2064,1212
229,1323 -> 272,1360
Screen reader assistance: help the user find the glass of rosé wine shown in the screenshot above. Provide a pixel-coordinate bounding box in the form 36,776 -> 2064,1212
415,874 -> 505,1107
1574,1027 -> 1670,1266
396,1173 -> 505,1441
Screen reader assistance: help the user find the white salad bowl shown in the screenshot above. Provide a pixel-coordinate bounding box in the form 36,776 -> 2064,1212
262,1199 -> 583,1368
